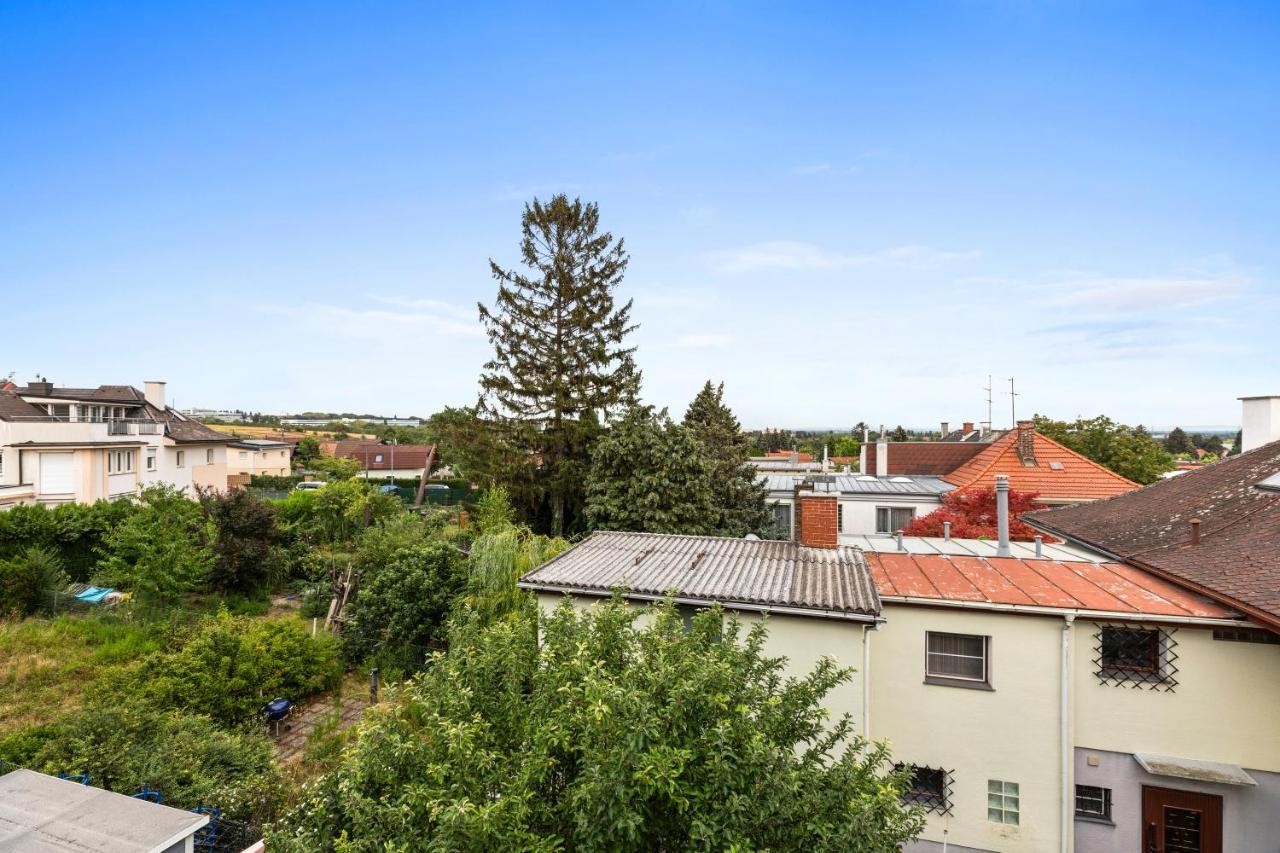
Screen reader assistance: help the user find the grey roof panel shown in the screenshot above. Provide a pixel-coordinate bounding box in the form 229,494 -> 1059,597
520,531 -> 880,618
840,533 -> 1108,562
832,475 -> 954,495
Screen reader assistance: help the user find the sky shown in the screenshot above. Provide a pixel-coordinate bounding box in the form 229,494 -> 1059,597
2,2 -> 1277,430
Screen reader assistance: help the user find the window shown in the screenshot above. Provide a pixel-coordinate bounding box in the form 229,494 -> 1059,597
1095,625 -> 1178,690
876,506 -> 915,534
374,454 -> 384,463
988,780 -> 1019,825
206,449 -> 214,464
107,450 -> 134,474
770,502 -> 792,537
1075,785 -> 1112,822
895,764 -> 952,814
176,450 -> 185,468
837,503 -> 844,532
926,632 -> 990,687
0,449 -> 4,477
1213,627 -> 1280,645
146,449 -> 156,471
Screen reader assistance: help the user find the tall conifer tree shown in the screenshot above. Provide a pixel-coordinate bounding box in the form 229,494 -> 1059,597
683,381 -> 770,536
479,195 -> 640,535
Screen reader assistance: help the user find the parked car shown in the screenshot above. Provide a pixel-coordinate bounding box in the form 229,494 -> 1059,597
294,481 -> 328,491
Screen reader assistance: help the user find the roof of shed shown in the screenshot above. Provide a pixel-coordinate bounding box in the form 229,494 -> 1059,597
519,531 -> 881,619
866,552 -> 1238,619
0,769 -> 208,853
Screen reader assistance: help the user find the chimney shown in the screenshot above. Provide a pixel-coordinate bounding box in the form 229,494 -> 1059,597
1239,395 -> 1280,452
794,483 -> 840,549
995,475 -> 1012,557
940,421 -> 950,437
29,379 -> 53,397
1015,420 -> 1037,466
1190,518 -> 1201,546
144,381 -> 167,410
875,436 -> 889,478
962,421 -> 974,433
859,443 -> 869,474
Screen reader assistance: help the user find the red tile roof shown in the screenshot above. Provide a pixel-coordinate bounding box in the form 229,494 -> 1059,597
865,551 -> 1237,619
862,442 -> 986,476
1028,439 -> 1280,628
330,441 -> 436,471
941,430 -> 1138,502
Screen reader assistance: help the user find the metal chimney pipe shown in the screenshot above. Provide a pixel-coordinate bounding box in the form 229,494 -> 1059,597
943,520 -> 951,542
995,475 -> 1012,557
896,530 -> 904,551
1190,518 -> 1201,545
1034,535 -> 1043,558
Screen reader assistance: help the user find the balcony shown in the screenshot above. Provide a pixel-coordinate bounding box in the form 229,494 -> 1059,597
4,417 -> 166,444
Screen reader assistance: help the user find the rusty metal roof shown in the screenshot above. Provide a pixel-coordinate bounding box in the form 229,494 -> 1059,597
519,531 -> 881,620
866,551 -> 1240,620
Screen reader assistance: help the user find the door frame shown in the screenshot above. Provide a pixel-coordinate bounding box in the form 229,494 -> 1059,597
1141,785 -> 1223,853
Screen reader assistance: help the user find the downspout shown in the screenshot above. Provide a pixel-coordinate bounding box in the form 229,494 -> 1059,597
1061,613 -> 1075,853
861,624 -> 873,737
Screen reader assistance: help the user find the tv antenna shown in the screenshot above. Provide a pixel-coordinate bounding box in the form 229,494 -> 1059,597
1007,377 -> 1019,427
984,375 -> 993,429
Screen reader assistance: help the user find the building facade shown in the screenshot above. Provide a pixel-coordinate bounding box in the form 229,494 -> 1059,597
226,438 -> 292,477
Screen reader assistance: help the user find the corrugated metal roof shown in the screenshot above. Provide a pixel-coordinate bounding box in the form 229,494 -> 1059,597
519,531 -> 881,619
832,475 -> 954,495
842,533 -> 1107,562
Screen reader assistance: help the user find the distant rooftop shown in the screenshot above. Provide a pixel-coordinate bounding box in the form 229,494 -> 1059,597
842,532 -> 1106,562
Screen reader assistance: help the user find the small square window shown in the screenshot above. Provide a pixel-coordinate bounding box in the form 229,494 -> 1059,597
987,780 -> 1019,825
1095,625 -> 1178,690
895,764 -> 951,815
926,631 -> 990,687
375,454 -> 384,463
1075,785 -> 1112,822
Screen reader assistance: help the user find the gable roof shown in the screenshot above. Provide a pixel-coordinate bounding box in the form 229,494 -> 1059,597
862,442 -> 986,476
0,390 -> 46,421
866,552 -> 1238,620
15,384 -> 146,403
329,441 -> 436,471
1028,439 -> 1280,628
519,531 -> 881,620
941,430 -> 1139,502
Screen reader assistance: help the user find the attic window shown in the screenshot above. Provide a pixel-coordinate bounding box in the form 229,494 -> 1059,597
1050,462 -> 1064,471
1256,472 -> 1280,493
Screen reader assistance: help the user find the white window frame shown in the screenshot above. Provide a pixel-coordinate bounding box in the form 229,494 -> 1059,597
107,449 -> 135,474
876,505 -> 916,534
926,631 -> 990,687
176,450 -> 185,468
146,449 -> 157,471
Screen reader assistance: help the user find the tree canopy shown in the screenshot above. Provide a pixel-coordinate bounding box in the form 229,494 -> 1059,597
682,381 -> 770,536
903,486 -> 1048,541
1032,414 -> 1175,484
479,195 -> 640,535
270,599 -> 924,852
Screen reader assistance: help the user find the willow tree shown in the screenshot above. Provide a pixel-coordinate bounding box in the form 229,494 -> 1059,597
479,195 -> 640,535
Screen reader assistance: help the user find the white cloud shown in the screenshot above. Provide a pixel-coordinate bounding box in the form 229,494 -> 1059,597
672,333 -> 734,349
368,294 -> 477,321
707,241 -> 981,274
258,302 -> 484,339
1043,276 -> 1246,312
791,162 -> 833,176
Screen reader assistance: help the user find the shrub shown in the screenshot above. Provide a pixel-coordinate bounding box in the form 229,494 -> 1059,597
128,610 -> 341,727
342,542 -> 465,670
200,488 -> 287,593
0,546 -> 68,616
95,485 -> 213,606
902,486 -> 1049,541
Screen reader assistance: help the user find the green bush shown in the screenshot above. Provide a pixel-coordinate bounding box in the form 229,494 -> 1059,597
249,474 -> 303,491
126,610 -> 341,727
95,485 -> 213,606
0,546 -> 68,617
0,499 -> 136,582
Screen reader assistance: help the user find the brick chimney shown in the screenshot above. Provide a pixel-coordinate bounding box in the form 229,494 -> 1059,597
962,421 -> 974,433
794,482 -> 840,549
1015,420 -> 1037,466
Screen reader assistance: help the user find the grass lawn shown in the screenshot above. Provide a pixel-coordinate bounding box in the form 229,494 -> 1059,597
0,614 -> 162,737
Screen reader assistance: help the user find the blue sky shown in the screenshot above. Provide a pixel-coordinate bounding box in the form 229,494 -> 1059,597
2,2 -> 1277,429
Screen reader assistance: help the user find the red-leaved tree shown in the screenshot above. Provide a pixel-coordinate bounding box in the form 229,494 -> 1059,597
902,486 -> 1052,542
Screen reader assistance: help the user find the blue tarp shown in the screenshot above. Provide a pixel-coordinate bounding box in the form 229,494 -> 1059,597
74,586 -> 114,603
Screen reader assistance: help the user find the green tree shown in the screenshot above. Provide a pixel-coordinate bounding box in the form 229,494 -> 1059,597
682,381 -> 770,536
0,545 -> 68,615
1230,429 -> 1243,455
474,483 -> 517,534
199,488 -> 286,593
271,599 -> 923,852
95,486 -> 213,606
1033,415 -> 1175,484
479,194 -> 641,536
891,424 -> 909,441
833,435 -> 860,458
294,436 -> 321,465
1163,426 -> 1192,455
585,405 -> 717,534
342,542 -> 466,670
308,455 -> 362,481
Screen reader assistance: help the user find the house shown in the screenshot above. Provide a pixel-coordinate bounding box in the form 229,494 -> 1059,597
0,768 -> 209,852
324,440 -> 436,480
226,438 -> 292,477
0,379 -> 229,508
522,475 -> 1280,852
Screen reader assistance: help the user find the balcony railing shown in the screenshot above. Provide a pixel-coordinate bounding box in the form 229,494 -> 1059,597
7,416 -> 165,436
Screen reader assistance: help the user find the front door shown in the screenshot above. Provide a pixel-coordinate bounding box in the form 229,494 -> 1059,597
1142,786 -> 1222,853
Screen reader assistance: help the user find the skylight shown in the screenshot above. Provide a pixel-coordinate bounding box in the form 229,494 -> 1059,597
1256,472 -> 1280,493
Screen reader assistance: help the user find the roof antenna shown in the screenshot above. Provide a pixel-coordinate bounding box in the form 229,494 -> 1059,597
1006,377 -> 1019,428
984,374 -> 993,431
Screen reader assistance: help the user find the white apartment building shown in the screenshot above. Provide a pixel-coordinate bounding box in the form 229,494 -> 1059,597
0,379 -> 229,508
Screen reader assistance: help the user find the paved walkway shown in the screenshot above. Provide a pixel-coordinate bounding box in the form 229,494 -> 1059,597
272,693 -> 369,762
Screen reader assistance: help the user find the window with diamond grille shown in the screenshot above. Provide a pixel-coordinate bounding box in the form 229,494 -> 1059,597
1075,785 -> 1112,821
894,764 -> 952,814
1094,625 -> 1178,690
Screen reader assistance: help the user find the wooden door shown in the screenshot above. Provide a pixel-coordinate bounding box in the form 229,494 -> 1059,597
1142,786 -> 1222,853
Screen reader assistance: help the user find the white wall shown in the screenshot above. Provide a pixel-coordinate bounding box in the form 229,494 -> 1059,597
1240,396 -> 1280,452
839,495 -> 943,536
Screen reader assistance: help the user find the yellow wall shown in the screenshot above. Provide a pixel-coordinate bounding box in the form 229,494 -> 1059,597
534,593 -> 869,736
1072,620 -> 1280,772
870,604 -> 1065,853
